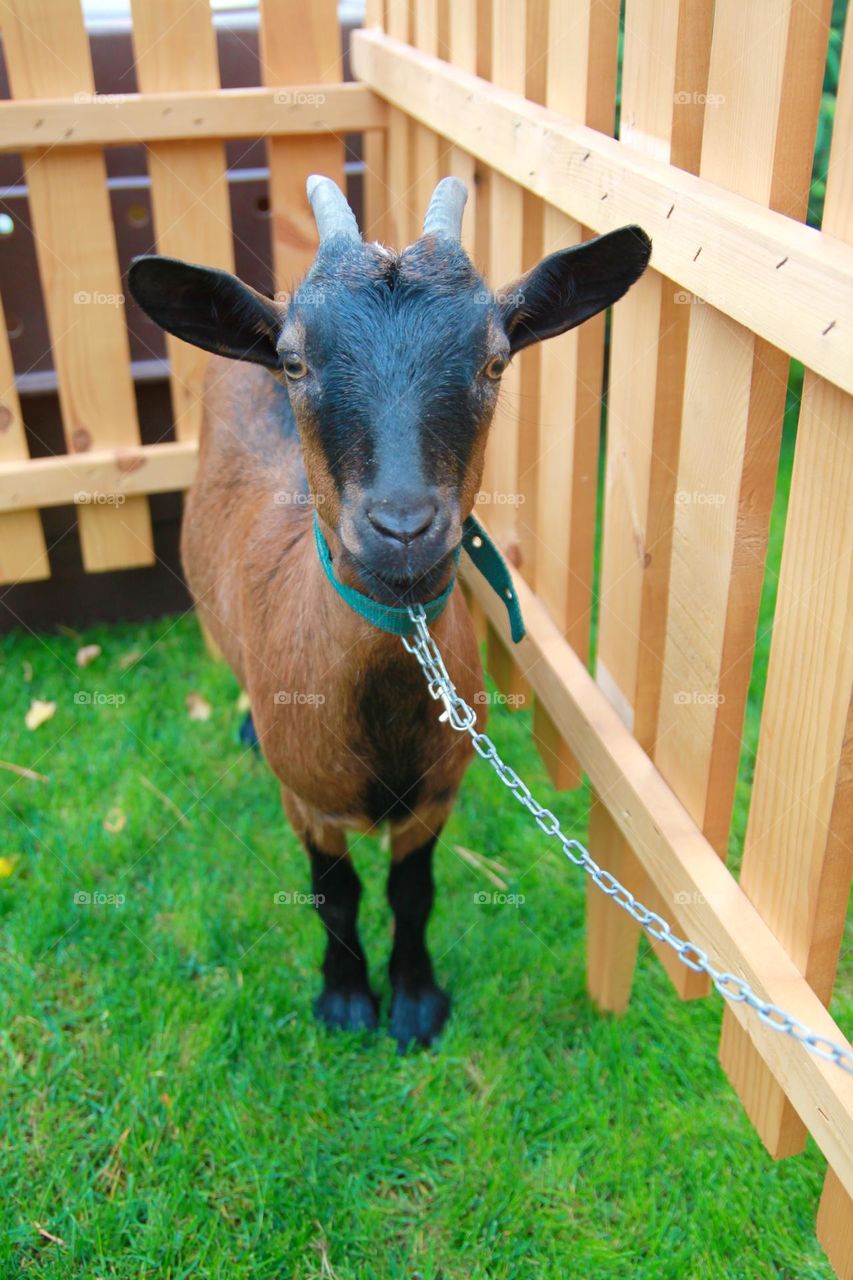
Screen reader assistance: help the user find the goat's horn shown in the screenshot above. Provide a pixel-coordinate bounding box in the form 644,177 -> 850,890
306,174 -> 360,244
422,177 -> 468,241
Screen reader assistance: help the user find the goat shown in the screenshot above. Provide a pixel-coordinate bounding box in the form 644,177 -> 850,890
127,177 -> 651,1050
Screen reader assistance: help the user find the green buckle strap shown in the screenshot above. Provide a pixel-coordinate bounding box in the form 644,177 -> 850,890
312,512 -> 525,642
460,515 -> 526,644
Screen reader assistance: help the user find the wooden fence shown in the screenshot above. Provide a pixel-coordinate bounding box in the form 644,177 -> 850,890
0,1 -> 851,1271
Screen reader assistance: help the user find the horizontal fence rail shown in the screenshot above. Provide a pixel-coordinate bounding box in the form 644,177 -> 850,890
0,84 -> 386,151
350,29 -> 853,397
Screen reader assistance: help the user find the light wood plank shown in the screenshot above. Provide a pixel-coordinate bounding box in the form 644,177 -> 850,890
362,1 -> 390,243
589,0 -> 711,1006
719,0 -> 853,1175
0,84 -> 387,150
259,0 -> 345,291
817,1167 -> 853,1280
2,0 -> 153,573
652,0 -> 828,998
446,0 -> 479,259
516,0 -> 547,587
0,440 -> 198,510
385,0 -> 414,246
479,0 -> 528,705
532,0 -> 619,791
130,0 -> 234,442
350,29 -> 853,396
0,297 -> 49,584
413,0 -> 442,222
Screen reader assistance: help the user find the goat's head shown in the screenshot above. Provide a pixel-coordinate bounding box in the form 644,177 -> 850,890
128,177 -> 650,606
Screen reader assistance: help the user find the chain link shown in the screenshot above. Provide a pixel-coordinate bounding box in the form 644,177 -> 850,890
402,606 -> 853,1076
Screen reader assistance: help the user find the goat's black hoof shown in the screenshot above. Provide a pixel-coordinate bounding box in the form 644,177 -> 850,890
239,710 -> 260,752
389,984 -> 450,1052
314,987 -> 379,1033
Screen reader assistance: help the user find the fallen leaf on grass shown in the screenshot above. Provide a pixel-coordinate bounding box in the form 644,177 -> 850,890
118,649 -> 143,671
25,700 -> 56,731
103,808 -> 127,834
76,643 -> 102,668
0,855 -> 20,878
185,691 -> 212,722
236,689 -> 251,713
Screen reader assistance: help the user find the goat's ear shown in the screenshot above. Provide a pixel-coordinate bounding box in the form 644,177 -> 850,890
127,255 -> 284,369
497,226 -> 651,355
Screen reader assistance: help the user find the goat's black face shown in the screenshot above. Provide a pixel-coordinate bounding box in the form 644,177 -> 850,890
127,177 -> 651,609
280,237 -> 505,605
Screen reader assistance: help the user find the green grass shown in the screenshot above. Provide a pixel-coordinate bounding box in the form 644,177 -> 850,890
0,427 -> 849,1278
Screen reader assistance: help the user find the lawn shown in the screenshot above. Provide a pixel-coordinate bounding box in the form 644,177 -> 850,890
0,417 -> 849,1279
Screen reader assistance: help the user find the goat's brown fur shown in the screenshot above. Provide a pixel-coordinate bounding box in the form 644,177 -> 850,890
182,357 -> 485,861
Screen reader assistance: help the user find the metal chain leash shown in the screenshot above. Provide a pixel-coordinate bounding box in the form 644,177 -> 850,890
402,605 -> 853,1076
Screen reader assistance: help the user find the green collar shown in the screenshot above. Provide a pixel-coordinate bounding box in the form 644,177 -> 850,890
312,512 -> 525,642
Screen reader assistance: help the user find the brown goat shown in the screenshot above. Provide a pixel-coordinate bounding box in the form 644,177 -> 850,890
128,176 -> 651,1049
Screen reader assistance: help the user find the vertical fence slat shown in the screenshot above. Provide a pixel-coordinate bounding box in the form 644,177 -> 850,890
482,0 -> 530,702
363,0 -> 390,243
413,0 -> 443,219
473,0 -> 493,263
0,301 -> 49,584
818,1164 -> 853,1280
587,0 -> 711,1010
483,0 -> 525,550
516,0 -> 547,586
717,0 -> 853,1206
259,0 -> 344,292
651,0 -> 830,1003
385,0 -> 415,246
531,0 -> 619,791
447,0 -> 489,647
2,0 -> 154,573
447,0 -> 478,259
130,0 -> 234,442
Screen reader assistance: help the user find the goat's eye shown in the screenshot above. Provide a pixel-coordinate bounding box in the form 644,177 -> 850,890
282,352 -> 308,380
483,354 -> 509,380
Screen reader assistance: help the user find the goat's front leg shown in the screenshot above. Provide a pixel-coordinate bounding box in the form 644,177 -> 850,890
387,825 -> 450,1051
280,788 -> 378,1033
308,839 -> 379,1032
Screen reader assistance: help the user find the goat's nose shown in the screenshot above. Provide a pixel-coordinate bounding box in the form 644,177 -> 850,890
367,498 -> 438,544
